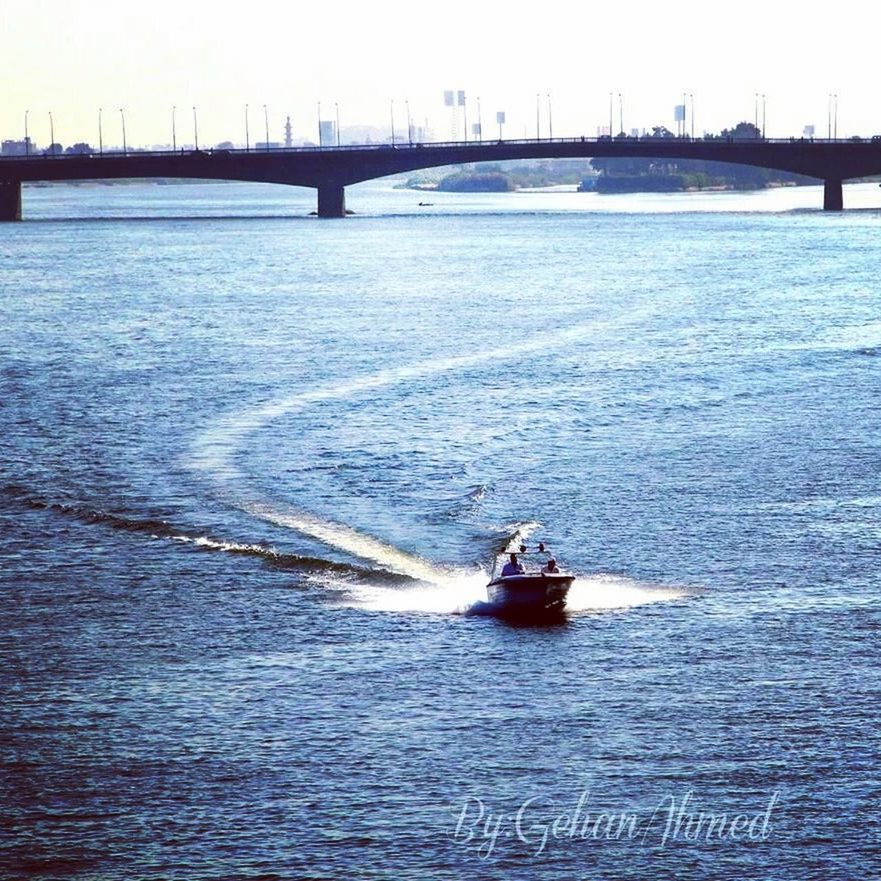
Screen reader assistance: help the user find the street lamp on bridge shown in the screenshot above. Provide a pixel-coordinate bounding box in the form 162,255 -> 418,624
24,110 -> 29,156
828,93 -> 839,139
48,111 -> 55,156
547,93 -> 553,140
98,108 -> 103,154
119,108 -> 126,154
193,106 -> 199,151
172,106 -> 177,152
263,104 -> 269,151
244,104 -> 249,151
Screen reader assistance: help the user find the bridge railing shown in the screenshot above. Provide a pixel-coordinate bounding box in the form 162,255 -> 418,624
2,134 -> 880,162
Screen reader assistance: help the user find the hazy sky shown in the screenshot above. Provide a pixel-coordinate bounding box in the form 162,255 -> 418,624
3,1 -> 880,148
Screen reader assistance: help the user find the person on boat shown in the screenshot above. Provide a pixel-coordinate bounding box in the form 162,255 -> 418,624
501,553 -> 525,577
542,558 -> 559,574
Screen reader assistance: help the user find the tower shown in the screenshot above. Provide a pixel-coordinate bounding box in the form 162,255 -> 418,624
284,115 -> 292,148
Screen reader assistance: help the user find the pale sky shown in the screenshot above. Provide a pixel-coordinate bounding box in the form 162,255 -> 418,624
3,0 -> 880,149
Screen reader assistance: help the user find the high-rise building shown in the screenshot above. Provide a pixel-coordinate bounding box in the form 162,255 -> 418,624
319,120 -> 336,147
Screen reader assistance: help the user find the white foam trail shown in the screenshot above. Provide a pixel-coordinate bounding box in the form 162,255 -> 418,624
240,496 -> 449,583
565,574 -> 690,612
319,571 -> 489,615
314,568 -> 689,616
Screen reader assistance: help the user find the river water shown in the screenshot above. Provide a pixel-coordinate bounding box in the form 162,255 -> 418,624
2,180 -> 880,879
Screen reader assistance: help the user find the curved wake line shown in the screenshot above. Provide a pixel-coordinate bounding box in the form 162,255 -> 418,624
186,306 -> 669,595
188,312 -> 627,481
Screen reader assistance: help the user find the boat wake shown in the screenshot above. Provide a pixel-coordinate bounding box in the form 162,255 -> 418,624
185,309 -> 693,615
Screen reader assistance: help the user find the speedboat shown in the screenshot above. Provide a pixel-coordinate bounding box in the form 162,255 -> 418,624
486,543 -> 575,615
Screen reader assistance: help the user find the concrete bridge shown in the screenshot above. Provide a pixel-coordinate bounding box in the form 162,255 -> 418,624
2,136 -> 881,220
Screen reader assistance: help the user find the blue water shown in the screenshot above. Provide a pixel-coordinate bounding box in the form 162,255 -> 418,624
2,180 -> 880,879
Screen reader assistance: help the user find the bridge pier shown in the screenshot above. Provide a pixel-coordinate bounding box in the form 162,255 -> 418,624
823,178 -> 843,211
317,183 -> 346,218
0,180 -> 22,221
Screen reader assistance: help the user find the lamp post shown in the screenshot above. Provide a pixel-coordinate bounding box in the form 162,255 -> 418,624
390,100 -> 395,145
24,109 -> 29,156
192,106 -> 198,150
317,101 -> 322,145
536,92 -> 540,139
547,92 -> 553,140
762,93 -> 766,139
263,104 -> 269,150
406,99 -> 412,145
618,92 -> 623,137
477,96 -> 482,142
754,92 -> 759,135
48,111 -> 55,156
335,102 -> 340,147
244,104 -> 249,151
462,93 -> 468,143
98,107 -> 103,154
689,92 -> 695,139
119,108 -> 126,154
609,91 -> 613,137
833,93 -> 838,139
172,105 -> 177,152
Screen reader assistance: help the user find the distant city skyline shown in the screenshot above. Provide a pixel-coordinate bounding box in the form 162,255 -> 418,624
3,0 -> 879,150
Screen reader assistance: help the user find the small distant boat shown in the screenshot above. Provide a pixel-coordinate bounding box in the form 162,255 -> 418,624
486,542 -> 574,615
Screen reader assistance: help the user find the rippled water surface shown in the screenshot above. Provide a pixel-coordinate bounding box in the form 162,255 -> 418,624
2,180 -> 880,879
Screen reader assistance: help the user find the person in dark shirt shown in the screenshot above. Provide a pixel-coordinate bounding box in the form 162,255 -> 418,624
501,553 -> 525,577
